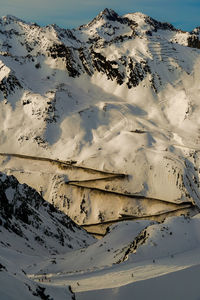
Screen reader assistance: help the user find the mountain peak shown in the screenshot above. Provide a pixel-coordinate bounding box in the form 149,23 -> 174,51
125,11 -> 148,19
191,26 -> 200,34
99,8 -> 119,21
81,8 -> 123,28
1,14 -> 25,24
124,11 -> 175,33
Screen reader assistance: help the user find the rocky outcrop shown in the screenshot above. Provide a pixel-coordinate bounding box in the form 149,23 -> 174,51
188,35 -> 200,49
0,172 -> 94,254
0,73 -> 22,98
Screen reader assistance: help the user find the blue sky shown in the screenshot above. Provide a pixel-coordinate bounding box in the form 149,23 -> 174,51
1,0 -> 200,31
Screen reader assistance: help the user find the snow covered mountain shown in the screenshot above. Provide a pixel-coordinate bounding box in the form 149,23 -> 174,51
0,172 -> 94,253
0,8 -> 200,230
0,172 -> 94,299
1,9 -> 200,299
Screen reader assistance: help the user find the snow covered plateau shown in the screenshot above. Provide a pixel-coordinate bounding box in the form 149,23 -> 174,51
1,8 -> 200,299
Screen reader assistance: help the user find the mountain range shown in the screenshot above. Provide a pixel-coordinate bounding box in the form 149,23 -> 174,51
1,8 -> 200,299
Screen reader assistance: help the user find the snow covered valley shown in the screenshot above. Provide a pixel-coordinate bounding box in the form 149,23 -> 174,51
1,8 -> 200,299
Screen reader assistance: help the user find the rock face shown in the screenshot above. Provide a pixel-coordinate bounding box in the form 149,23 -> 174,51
0,172 -> 94,254
0,172 -> 94,299
0,9 -> 200,231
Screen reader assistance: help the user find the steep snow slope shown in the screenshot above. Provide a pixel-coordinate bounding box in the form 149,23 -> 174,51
29,214 -> 200,277
0,267 -> 74,300
0,172 -> 94,299
0,9 -> 200,227
28,214 -> 200,299
0,172 -> 94,253
1,9 -> 200,299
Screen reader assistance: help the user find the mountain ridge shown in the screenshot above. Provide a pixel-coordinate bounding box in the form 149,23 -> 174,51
0,9 -> 200,225
1,9 -> 200,299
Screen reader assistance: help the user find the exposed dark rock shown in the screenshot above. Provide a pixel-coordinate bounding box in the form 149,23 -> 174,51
0,263 -> 7,271
127,59 -> 150,89
91,50 -> 125,85
0,73 -> 22,97
0,172 -> 90,251
116,229 -> 149,263
80,8 -> 127,29
33,286 -> 51,300
78,48 -> 93,76
188,35 -> 200,49
145,16 -> 176,32
48,43 -> 81,77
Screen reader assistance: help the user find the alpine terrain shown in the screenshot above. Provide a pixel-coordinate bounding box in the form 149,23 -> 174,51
1,8 -> 200,299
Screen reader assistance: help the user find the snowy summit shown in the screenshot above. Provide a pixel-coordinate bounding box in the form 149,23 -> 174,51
1,8 -> 200,299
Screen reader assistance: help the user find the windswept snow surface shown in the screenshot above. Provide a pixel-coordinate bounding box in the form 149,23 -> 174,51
1,8 -> 200,299
27,215 -> 200,299
76,264 -> 200,300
